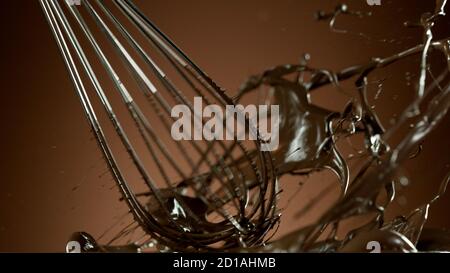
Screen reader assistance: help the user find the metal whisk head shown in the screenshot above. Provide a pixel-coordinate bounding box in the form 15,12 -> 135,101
40,0 -> 279,251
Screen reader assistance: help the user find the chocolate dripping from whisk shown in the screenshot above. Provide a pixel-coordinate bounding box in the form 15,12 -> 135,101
114,0 -> 450,251
41,0 -> 450,252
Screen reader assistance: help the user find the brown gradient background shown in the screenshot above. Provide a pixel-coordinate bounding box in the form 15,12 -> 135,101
0,0 -> 449,252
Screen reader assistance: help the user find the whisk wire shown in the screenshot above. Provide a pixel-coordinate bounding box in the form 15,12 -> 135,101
40,0 -> 278,250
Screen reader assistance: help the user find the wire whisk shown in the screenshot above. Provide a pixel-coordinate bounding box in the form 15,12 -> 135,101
40,0 -> 279,251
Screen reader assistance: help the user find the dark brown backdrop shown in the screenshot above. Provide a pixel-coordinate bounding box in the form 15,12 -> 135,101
0,0 -> 449,252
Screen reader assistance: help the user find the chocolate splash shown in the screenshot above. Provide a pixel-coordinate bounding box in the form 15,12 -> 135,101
241,0 -> 450,253
41,0 -> 450,252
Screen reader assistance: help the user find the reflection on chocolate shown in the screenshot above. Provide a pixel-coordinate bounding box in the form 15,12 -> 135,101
40,0 -> 449,252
